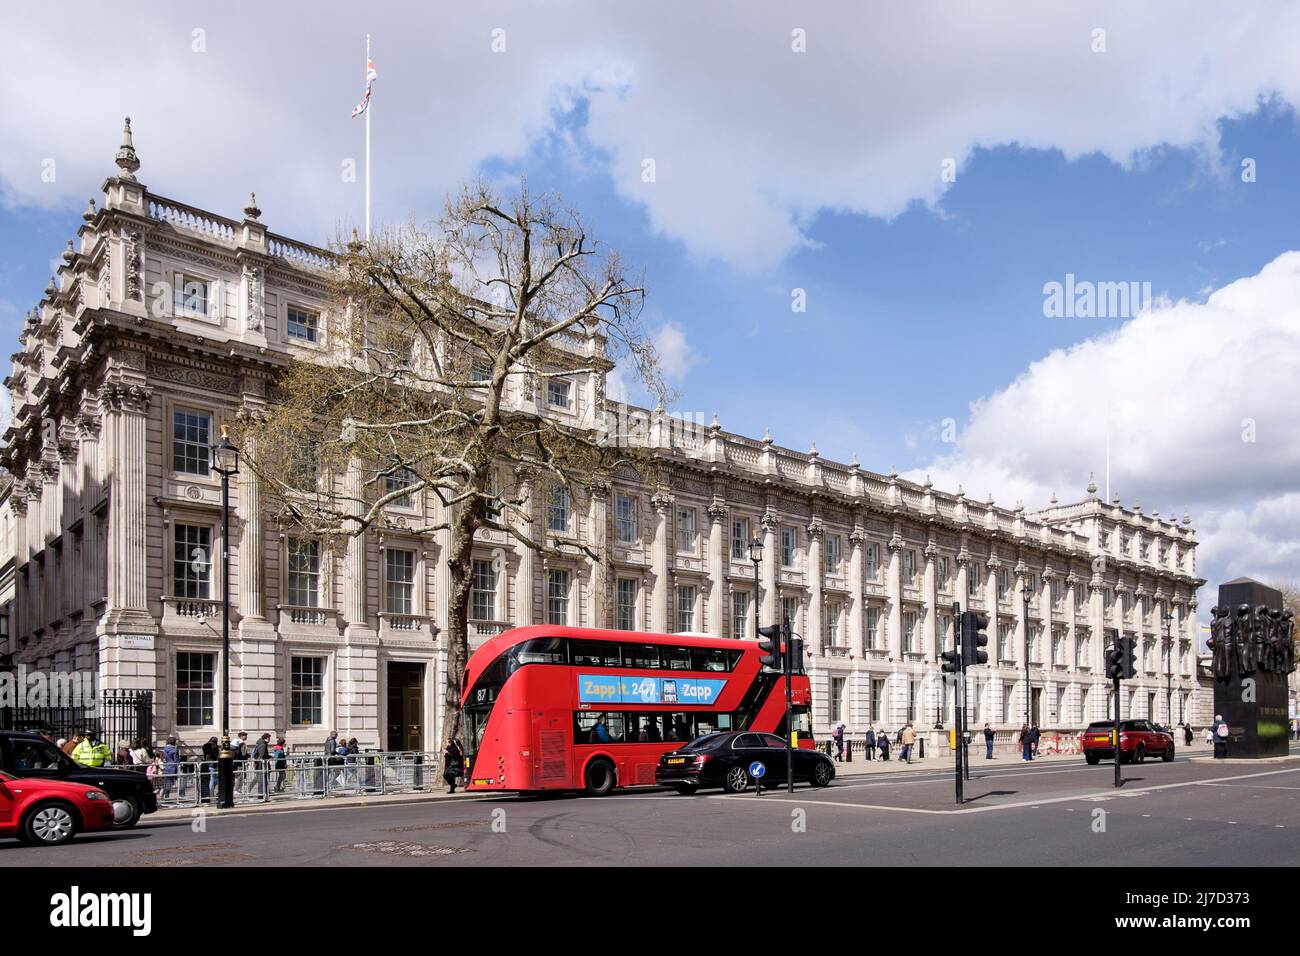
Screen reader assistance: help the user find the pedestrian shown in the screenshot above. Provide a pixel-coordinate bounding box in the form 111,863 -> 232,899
863,726 -> 876,761
442,737 -> 465,794
1183,723 -> 1193,747
115,738 -> 133,765
146,753 -> 164,793
272,738 -> 288,792
72,732 -> 111,768
162,737 -> 180,798
1029,724 -> 1041,760
253,733 -> 271,796
1212,714 -> 1229,759
877,729 -> 890,761
1018,723 -> 1031,762
832,724 -> 845,763
983,723 -> 995,759
130,738 -> 150,765
202,736 -> 219,799
232,731 -> 250,793
900,723 -> 917,764
62,734 -> 82,757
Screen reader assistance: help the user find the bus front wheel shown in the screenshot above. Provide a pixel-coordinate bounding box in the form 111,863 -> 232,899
584,759 -> 616,797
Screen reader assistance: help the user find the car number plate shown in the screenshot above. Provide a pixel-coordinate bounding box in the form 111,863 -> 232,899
667,757 -> 686,765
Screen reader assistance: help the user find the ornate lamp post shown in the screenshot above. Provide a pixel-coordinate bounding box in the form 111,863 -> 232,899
748,534 -> 763,640
1021,583 -> 1034,727
210,424 -> 239,809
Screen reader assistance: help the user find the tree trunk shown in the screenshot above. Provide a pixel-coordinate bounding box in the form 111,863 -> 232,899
443,506 -> 478,751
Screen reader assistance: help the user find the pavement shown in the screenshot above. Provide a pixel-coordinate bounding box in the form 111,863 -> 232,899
5,742 -> 1296,866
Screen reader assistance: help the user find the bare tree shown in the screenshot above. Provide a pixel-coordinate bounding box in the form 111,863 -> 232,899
240,179 -> 666,747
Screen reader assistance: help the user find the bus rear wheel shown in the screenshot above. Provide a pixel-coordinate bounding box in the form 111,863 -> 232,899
584,759 -> 616,797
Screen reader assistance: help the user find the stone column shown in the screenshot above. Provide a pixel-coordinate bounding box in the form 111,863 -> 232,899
342,456 -> 368,630
1065,573 -> 1079,672
586,482 -> 609,629
706,499 -> 727,637
96,381 -> 158,695
513,476 -> 535,626
848,527 -> 865,657
955,555 -> 969,615
760,510 -> 778,627
806,518 -> 823,651
650,492 -> 673,633
886,532 -> 903,660
922,541 -> 938,660
237,431 -> 268,627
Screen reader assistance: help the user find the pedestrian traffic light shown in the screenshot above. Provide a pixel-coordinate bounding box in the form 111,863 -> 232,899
1104,643 -> 1123,680
960,611 -> 989,667
941,648 -> 961,674
1118,635 -> 1137,680
757,623 -> 783,671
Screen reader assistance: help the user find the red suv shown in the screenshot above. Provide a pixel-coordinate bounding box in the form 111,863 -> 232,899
1082,719 -> 1174,764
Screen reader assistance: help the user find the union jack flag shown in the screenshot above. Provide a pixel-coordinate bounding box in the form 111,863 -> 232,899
351,57 -> 377,118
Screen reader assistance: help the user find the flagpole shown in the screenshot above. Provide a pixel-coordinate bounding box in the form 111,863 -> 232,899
365,33 -> 371,242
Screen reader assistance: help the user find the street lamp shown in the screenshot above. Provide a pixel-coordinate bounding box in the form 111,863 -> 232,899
1021,583 -> 1034,727
210,424 -> 239,809
748,534 -> 763,640
1162,607 -> 1174,728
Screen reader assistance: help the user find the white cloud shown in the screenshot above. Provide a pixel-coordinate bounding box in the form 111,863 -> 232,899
5,3 -> 1300,267
652,322 -> 699,381
908,251 -> 1300,606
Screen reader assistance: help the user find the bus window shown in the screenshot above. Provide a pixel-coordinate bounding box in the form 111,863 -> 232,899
575,711 -> 624,744
625,644 -> 661,669
661,646 -> 691,670
663,714 -> 692,742
694,713 -> 732,737
571,640 -> 622,667
515,637 -> 567,665
690,647 -> 727,671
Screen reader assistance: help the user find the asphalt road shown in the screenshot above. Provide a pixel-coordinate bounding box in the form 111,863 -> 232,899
4,753 -> 1299,866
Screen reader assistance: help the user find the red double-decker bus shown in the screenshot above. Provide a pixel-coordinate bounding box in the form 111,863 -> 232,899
460,625 -> 812,795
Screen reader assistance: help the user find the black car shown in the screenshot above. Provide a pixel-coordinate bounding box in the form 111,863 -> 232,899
0,732 -> 158,827
655,731 -> 836,794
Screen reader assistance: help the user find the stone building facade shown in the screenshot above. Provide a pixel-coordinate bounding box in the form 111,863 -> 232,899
0,122 -> 1208,751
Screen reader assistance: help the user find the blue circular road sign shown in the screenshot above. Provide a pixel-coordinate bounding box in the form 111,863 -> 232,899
748,761 -> 766,778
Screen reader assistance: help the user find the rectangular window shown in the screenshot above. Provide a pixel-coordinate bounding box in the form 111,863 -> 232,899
731,591 -> 749,640
174,273 -> 210,315
675,585 -> 697,633
998,623 -> 1012,661
287,538 -> 321,607
829,677 -> 845,725
288,439 -> 320,489
172,409 -> 211,475
866,606 -> 881,650
616,578 -> 638,631
675,508 -> 697,554
908,679 -> 921,725
866,543 -> 880,580
546,379 -> 571,409
824,534 -> 841,574
290,657 -> 324,726
1051,628 -> 1064,666
1051,579 -> 1063,608
175,652 -> 216,726
731,517 -> 750,561
385,548 -> 416,615
903,549 -> 917,584
938,556 -> 950,589
287,305 -> 320,343
384,469 -> 415,508
615,494 -> 637,545
826,602 -> 842,647
903,611 -> 917,653
470,557 -> 496,620
546,569 -> 570,625
172,524 -> 211,599
870,678 -> 886,723
781,596 -> 799,632
968,563 -> 981,596
781,527 -> 797,567
997,568 -> 1009,600
548,485 -> 570,533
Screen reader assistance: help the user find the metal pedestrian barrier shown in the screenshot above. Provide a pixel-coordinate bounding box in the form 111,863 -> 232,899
137,751 -> 444,808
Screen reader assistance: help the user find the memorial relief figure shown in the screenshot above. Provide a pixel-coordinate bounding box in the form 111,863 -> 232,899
1207,605 -> 1233,681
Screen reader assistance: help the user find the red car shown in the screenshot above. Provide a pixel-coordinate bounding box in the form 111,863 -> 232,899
0,770 -> 117,846
1082,719 -> 1175,765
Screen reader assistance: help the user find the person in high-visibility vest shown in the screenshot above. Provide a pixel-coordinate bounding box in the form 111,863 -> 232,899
72,733 -> 112,767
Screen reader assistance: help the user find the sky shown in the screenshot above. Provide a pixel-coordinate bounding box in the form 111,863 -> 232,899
3,1 -> 1300,623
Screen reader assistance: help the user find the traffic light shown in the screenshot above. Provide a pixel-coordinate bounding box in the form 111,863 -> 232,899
786,634 -> 804,675
1104,643 -> 1123,680
941,647 -> 961,674
757,623 -> 783,671
960,611 -> 989,667
1118,635 -> 1137,680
